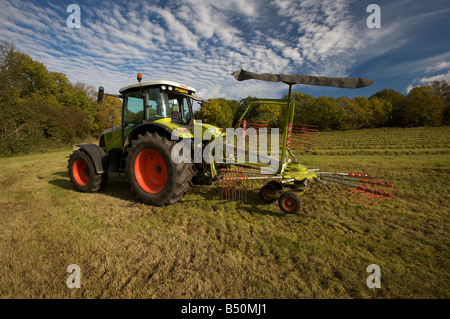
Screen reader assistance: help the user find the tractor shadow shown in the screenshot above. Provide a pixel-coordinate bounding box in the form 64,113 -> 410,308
49,171 -> 287,217
49,171 -> 135,202
49,171 -> 74,190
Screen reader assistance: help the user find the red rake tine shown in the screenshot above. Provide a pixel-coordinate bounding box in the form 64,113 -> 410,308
232,174 -> 235,201
341,189 -> 358,201
340,188 -> 356,201
347,190 -> 364,201
370,196 -> 391,207
239,170 -> 244,202
241,176 -> 244,202
221,169 -> 228,200
353,192 -> 370,204
245,175 -> 248,203
237,172 -> 241,201
362,194 -> 378,206
365,195 -> 381,207
226,176 -> 231,200
224,176 -> 228,200
236,171 -> 240,201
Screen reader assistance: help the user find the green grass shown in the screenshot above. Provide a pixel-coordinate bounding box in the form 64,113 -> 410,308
0,127 -> 449,298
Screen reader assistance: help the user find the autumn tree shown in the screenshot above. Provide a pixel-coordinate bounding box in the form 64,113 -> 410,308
291,92 -> 317,127
429,80 -> 450,125
396,85 -> 445,126
197,98 -> 233,129
337,97 -> 366,130
371,89 -> 403,126
97,95 -> 122,135
0,41 -> 92,155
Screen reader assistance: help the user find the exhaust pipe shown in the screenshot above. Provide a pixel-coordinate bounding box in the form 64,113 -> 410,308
97,86 -> 104,104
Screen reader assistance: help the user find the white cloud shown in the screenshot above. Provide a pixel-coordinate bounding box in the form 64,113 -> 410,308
271,0 -> 364,76
425,61 -> 450,73
419,70 -> 450,84
151,7 -> 199,51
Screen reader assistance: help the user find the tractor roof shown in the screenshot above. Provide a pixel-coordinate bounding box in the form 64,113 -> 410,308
119,81 -> 196,94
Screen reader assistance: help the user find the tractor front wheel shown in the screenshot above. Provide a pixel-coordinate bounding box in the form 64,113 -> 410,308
126,131 -> 194,206
278,191 -> 301,214
68,150 -> 108,192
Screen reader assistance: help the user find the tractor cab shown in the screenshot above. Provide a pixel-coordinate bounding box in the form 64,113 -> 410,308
119,80 -> 198,129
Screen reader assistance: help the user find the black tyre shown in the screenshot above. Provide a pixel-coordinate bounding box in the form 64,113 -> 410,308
267,180 -> 283,190
68,149 -> 108,193
126,131 -> 194,206
278,191 -> 301,214
259,181 -> 281,203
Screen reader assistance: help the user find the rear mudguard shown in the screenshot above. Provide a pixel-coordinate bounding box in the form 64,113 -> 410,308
75,144 -> 108,174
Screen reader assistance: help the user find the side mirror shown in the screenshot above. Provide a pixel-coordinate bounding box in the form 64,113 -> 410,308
97,86 -> 104,104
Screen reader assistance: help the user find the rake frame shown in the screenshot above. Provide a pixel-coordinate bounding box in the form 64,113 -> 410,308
218,69 -> 394,213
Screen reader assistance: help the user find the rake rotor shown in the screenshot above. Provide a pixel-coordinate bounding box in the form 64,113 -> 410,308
214,69 -> 395,213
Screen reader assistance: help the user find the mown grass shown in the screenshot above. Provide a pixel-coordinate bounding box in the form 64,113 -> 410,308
0,127 -> 449,298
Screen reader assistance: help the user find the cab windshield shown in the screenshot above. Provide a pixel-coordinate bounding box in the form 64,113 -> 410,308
123,87 -> 170,126
168,93 -> 193,125
122,86 -> 201,128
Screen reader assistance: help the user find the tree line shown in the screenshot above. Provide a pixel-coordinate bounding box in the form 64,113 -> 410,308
197,82 -> 449,131
0,41 -> 121,155
1,41 -> 448,155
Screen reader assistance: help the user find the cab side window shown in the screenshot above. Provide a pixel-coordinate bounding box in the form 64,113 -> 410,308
124,91 -> 144,127
182,98 -> 192,124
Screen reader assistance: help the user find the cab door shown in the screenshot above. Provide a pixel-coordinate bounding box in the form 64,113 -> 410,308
122,89 -> 144,145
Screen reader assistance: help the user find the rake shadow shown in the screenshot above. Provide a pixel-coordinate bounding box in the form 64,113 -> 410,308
188,184 -> 289,217
49,171 -> 290,216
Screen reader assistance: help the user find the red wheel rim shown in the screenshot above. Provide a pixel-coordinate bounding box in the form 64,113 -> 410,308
282,197 -> 297,211
134,149 -> 167,194
73,160 -> 90,185
262,189 -> 274,201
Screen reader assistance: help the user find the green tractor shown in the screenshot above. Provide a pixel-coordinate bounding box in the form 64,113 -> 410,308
68,73 -> 223,206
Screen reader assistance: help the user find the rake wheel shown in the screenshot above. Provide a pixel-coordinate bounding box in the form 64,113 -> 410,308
278,191 -> 301,214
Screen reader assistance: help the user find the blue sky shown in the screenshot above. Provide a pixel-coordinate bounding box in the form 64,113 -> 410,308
1,0 -> 449,101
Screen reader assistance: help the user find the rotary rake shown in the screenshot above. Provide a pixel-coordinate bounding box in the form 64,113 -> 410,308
216,69 -> 395,214
219,164 -> 396,213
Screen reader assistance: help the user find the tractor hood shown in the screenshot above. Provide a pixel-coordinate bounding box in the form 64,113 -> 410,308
195,121 -> 224,138
151,118 -> 223,139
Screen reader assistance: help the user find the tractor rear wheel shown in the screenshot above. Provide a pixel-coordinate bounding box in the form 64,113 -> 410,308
68,149 -> 108,192
126,131 -> 194,206
278,191 -> 301,214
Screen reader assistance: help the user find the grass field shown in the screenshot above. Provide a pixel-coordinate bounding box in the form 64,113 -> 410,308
0,127 -> 449,298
